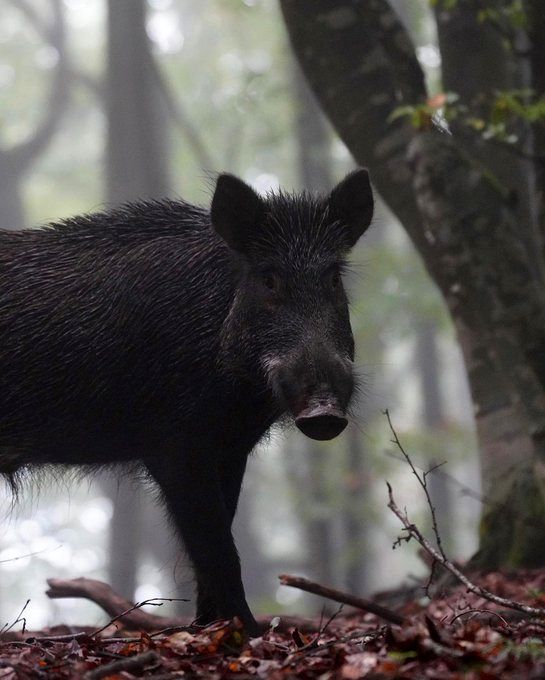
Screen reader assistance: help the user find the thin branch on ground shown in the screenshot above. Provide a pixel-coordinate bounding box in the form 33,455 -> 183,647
278,574 -> 405,626
83,650 -> 160,680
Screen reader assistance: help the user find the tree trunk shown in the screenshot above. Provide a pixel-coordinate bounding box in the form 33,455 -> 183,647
414,320 -> 454,552
105,0 -> 170,204
0,0 -> 69,230
280,0 -> 545,568
292,60 -> 338,587
104,0 -> 172,600
344,423 -> 368,594
0,168 -> 26,231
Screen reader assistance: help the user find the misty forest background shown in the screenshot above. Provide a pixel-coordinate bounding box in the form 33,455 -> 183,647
0,0 -> 488,628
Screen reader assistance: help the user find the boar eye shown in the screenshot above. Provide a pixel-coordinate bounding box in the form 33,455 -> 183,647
262,270 -> 281,293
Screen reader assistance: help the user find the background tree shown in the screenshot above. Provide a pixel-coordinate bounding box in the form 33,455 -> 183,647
104,0 -> 172,601
0,0 -> 69,230
280,0 -> 545,568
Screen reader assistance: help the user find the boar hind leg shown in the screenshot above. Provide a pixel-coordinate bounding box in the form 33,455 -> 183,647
144,449 -> 257,635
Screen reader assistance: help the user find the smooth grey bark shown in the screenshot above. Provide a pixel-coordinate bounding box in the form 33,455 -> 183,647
280,0 -> 545,568
0,0 -> 69,230
105,0 -> 172,600
344,423 -> 368,594
233,484 -> 269,607
414,320 -> 453,551
292,61 -> 337,588
105,0 -> 170,204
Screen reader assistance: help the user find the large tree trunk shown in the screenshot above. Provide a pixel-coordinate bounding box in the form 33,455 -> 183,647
280,0 -> 545,568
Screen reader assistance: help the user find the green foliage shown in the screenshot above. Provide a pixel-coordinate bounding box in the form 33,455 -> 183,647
391,88 -> 545,151
430,0 -> 527,30
430,0 -> 458,9
504,638 -> 545,662
389,92 -> 458,131
475,0 -> 527,29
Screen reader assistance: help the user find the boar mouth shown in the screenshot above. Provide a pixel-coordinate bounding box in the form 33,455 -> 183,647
294,400 -> 348,441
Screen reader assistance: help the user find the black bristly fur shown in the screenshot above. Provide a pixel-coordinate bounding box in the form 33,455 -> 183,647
0,170 -> 374,635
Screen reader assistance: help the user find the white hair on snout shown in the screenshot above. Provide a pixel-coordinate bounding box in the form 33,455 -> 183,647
260,354 -> 286,401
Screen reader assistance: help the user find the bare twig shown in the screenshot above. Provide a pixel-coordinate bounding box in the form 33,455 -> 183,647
83,650 -> 160,680
90,598 -> 186,638
384,412 -> 545,618
279,574 -> 405,626
387,482 -> 545,618
0,600 -> 30,637
319,604 -> 344,635
384,409 -> 447,562
24,632 -> 89,643
383,448 -> 484,504
449,608 -> 512,628
0,545 -> 62,565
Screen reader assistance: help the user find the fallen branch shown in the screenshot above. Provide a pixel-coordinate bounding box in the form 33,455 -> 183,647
84,650 -> 160,680
278,574 -> 405,626
46,578 -> 186,632
45,577 -> 319,634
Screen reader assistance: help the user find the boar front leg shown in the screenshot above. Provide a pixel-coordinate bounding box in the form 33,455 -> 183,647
195,450 -> 249,626
144,448 -> 258,635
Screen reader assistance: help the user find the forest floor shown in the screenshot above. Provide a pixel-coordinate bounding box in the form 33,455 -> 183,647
2,569 -> 545,679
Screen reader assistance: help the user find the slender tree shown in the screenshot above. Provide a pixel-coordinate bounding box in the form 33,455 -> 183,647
104,0 -> 172,599
292,62 -> 337,587
0,0 -> 69,230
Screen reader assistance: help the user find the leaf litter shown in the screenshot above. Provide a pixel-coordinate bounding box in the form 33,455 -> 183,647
1,570 -> 545,678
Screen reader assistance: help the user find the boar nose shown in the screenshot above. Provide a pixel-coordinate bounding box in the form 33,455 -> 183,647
295,401 -> 348,441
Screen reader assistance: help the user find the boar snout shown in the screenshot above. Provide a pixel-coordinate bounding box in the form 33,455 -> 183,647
264,350 -> 354,441
294,398 -> 348,440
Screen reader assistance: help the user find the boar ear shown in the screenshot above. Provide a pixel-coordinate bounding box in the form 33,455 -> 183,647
328,169 -> 374,248
211,174 -> 265,252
